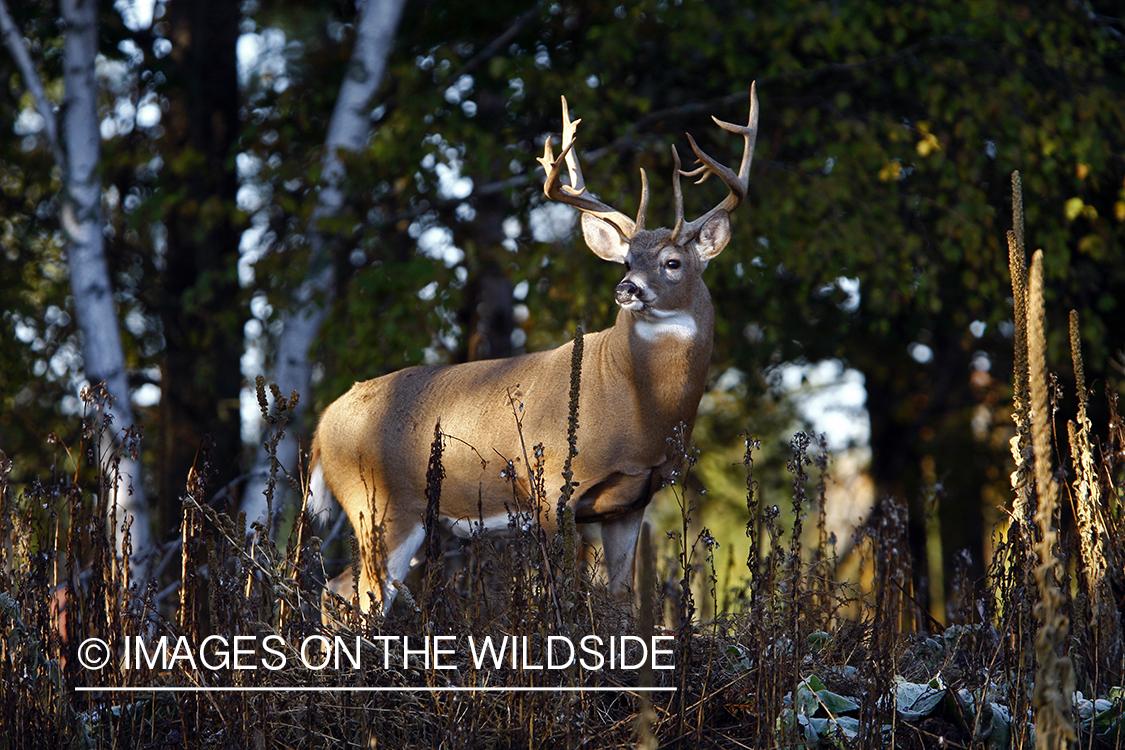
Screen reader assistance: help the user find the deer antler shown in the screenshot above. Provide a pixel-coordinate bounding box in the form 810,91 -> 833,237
670,82 -> 759,243
539,96 -> 648,240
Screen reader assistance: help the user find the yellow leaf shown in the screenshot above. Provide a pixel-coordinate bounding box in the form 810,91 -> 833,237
1114,201 -> 1125,222
878,161 -> 902,182
1076,163 -> 1090,180
1064,197 -> 1085,221
916,132 -> 940,157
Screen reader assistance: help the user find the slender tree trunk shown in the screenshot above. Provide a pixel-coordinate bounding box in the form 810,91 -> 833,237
241,0 -> 407,525
57,0 -> 154,569
0,2 -> 63,168
2,0 -> 158,571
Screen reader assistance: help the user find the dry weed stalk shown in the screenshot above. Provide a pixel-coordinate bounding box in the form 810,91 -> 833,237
1005,172 -> 1039,743
1027,249 -> 1077,750
1008,171 -> 1033,528
555,325 -> 584,632
1066,311 -> 1122,674
634,524 -> 658,750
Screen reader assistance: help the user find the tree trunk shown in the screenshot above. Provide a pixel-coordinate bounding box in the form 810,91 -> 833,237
240,0 -> 407,526
154,0 -> 243,525
457,190 -> 515,363
864,333 -> 985,623
60,0 -> 154,569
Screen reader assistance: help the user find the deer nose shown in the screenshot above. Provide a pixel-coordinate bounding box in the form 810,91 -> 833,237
615,280 -> 641,305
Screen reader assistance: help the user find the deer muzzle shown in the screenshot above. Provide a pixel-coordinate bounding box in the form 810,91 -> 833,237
615,279 -> 646,310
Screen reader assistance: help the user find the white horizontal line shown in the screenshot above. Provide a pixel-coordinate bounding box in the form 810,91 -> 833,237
76,686 -> 676,693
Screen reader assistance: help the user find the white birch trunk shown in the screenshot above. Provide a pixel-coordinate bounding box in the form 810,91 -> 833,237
58,0 -> 154,572
2,0 -> 157,571
241,0 -> 407,525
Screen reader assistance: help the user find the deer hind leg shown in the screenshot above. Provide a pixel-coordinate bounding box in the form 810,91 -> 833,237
600,506 -> 647,603
321,567 -> 355,627
355,517 -> 426,615
321,516 -> 425,622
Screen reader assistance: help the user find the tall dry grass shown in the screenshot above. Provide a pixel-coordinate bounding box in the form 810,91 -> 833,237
1,173 -> 1123,748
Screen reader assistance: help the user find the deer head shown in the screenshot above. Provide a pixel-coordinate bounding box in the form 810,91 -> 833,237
537,89 -> 757,327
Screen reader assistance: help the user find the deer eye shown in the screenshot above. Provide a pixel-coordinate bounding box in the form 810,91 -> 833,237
665,258 -> 681,270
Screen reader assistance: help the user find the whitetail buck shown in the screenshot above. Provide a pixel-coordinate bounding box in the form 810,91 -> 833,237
311,85 -> 758,614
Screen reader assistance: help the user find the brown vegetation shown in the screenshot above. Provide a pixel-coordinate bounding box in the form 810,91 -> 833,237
1,175 -> 1123,748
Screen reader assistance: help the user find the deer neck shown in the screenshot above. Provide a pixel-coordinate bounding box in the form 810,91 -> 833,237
606,291 -> 714,428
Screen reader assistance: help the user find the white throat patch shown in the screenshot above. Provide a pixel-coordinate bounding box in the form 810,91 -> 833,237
633,310 -> 697,341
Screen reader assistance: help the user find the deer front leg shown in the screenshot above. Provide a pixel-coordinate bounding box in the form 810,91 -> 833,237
576,470 -> 663,604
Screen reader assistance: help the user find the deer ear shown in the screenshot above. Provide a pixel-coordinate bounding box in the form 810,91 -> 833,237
693,211 -> 731,262
581,214 -> 630,263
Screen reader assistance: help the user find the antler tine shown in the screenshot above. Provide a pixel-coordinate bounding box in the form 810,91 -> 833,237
669,145 -> 684,243
539,96 -> 638,239
559,96 -> 586,195
634,168 -> 649,232
717,80 -> 760,183
683,132 -> 744,201
676,82 -> 759,238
